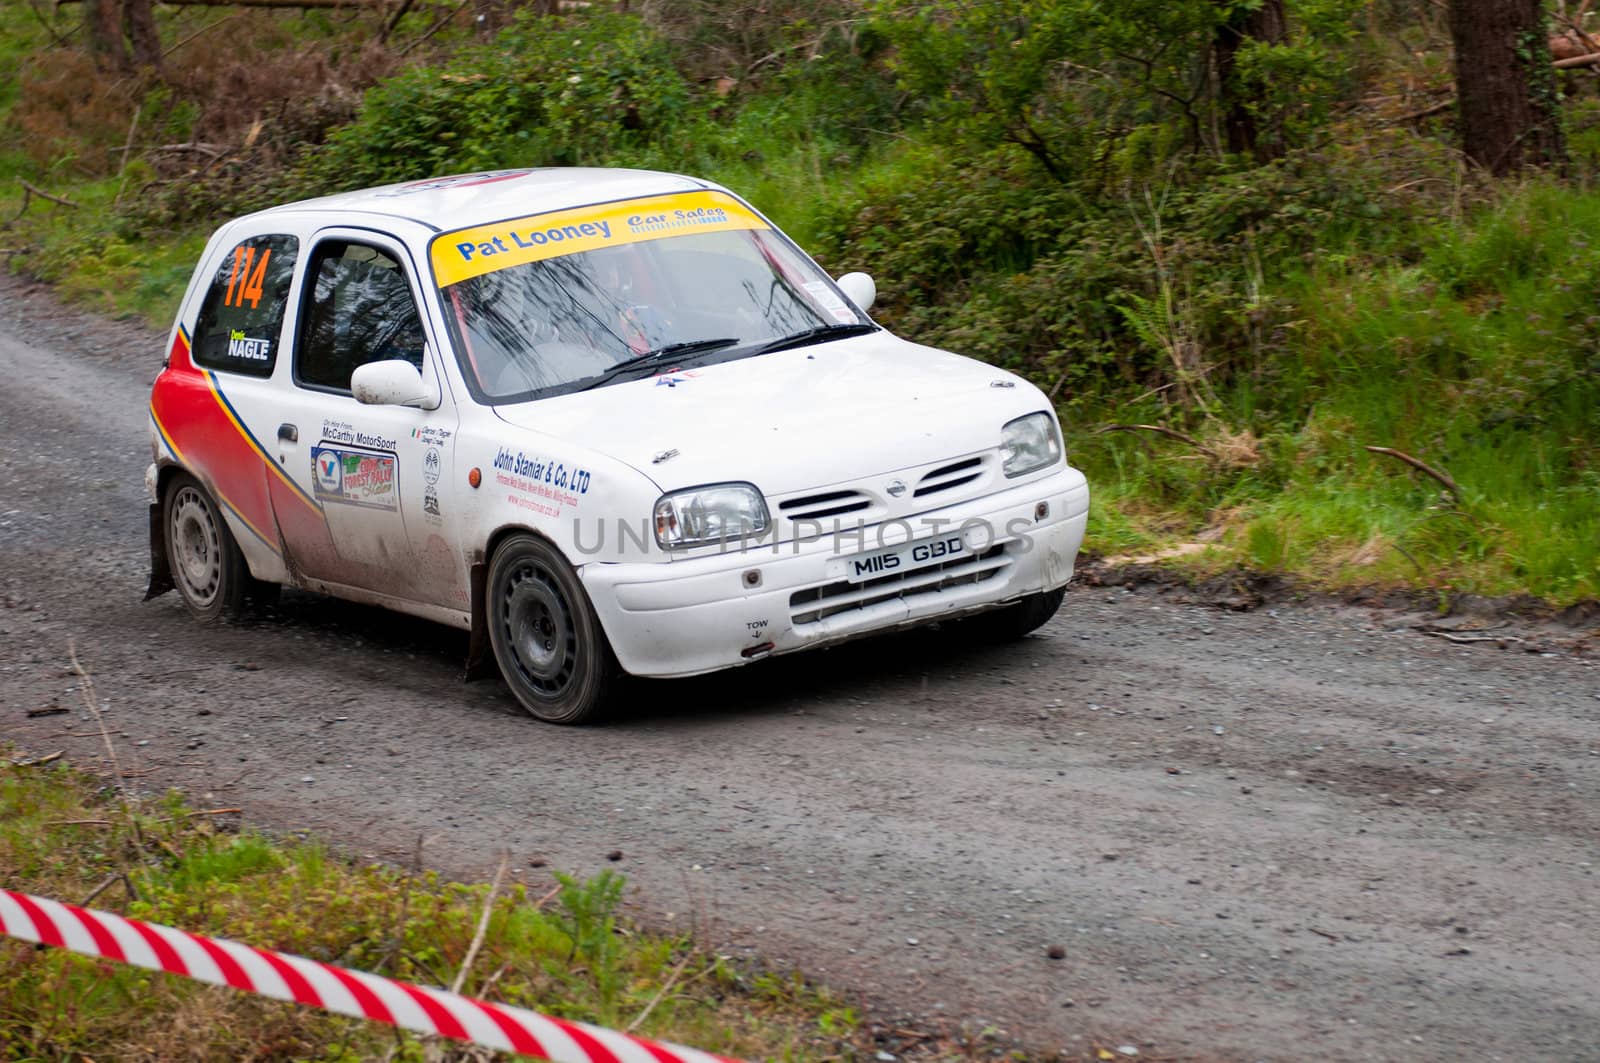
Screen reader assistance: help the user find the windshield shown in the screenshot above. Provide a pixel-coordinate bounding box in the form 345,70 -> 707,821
430,191 -> 869,401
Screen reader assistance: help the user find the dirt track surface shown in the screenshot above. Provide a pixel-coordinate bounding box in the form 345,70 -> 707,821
2,275 -> 1598,1063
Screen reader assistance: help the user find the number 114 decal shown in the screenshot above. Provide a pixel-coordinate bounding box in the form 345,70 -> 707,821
224,246 -> 272,309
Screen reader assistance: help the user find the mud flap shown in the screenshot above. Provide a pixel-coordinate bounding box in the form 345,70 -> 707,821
464,560 -> 497,681
144,502 -> 174,601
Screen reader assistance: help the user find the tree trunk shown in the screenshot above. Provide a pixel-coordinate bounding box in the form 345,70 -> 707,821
1447,0 -> 1566,174
1214,0 -> 1287,162
122,0 -> 163,69
83,0 -> 130,70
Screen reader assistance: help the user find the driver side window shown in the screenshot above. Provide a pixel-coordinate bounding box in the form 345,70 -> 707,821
296,240 -> 425,392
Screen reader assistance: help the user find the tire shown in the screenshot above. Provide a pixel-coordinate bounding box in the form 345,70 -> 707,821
486,534 -> 617,724
163,472 -> 250,622
967,587 -> 1066,642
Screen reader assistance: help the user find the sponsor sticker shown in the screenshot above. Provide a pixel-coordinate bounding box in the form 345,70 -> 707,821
654,370 -> 701,388
312,446 -> 398,510
432,191 -> 768,288
412,424 -> 454,446
490,447 -> 589,518
423,447 -> 442,485
321,419 -> 397,452
802,280 -> 860,324
491,447 -> 590,496
226,330 -> 272,361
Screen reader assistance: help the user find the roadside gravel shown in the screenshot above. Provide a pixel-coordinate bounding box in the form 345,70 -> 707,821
2,275 -> 1596,1062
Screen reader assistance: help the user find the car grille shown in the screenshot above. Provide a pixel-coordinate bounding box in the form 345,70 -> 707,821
768,450 -> 997,540
789,544 -> 1011,627
914,456 -> 986,498
779,489 -> 874,521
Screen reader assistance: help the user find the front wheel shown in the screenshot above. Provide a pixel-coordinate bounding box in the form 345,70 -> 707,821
966,587 -> 1066,642
486,534 -> 617,724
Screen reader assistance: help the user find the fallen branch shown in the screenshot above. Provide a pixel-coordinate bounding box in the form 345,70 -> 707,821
398,0 -> 469,56
25,0 -> 73,46
1363,445 -> 1463,504
380,0 -> 415,42
1390,98 -> 1454,123
1418,630 -> 1524,644
1554,12 -> 1600,56
1554,49 -> 1600,68
77,874 -> 123,907
14,178 -> 82,218
627,950 -> 694,1032
448,851 -> 509,996
69,642 -> 145,857
161,12 -> 238,57
16,751 -> 64,767
148,142 -> 227,160
1095,422 -> 1218,459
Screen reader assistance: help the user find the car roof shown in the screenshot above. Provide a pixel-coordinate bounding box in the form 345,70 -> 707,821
251,167 -> 721,233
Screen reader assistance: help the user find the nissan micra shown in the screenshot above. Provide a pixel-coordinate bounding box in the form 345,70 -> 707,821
146,168 -> 1090,722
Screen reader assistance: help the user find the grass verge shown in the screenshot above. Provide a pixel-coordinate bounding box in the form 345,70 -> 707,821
1,748 -> 865,1061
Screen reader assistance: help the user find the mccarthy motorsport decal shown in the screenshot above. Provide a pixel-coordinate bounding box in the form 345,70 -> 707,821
431,190 -> 768,287
312,447 -> 398,510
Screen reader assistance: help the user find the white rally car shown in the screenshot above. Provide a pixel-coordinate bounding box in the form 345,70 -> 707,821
146,168 -> 1090,722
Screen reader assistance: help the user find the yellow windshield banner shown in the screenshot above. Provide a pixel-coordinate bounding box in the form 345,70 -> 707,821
431,190 -> 768,287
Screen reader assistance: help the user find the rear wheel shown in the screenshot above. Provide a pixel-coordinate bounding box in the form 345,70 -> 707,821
966,587 -> 1065,642
486,534 -> 617,724
163,473 -> 249,622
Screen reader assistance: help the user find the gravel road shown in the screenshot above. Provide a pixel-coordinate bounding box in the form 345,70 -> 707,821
2,276 -> 1597,1063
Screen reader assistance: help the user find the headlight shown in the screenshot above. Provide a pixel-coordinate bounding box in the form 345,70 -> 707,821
1001,412 -> 1062,477
654,482 -> 770,549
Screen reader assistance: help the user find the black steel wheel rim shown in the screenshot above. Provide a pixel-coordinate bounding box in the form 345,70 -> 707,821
500,559 -> 577,696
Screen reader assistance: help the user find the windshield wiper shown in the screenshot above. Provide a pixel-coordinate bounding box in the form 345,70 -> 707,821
754,323 -> 877,354
577,338 -> 740,391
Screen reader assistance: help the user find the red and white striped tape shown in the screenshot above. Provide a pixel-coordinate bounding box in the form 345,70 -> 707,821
0,888 -> 740,1063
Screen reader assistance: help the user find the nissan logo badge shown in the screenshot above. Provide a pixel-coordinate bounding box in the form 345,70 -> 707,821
886,479 -> 907,498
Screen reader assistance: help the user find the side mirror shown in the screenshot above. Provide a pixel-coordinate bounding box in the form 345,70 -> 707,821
352,359 -> 437,409
835,271 -> 876,313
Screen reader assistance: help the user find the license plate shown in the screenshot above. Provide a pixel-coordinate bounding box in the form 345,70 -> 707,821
845,534 -> 965,582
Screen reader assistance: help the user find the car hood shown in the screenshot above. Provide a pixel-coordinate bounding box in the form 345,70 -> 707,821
490,333 -> 1047,496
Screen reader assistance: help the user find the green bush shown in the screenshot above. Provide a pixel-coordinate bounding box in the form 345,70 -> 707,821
295,11 -> 693,195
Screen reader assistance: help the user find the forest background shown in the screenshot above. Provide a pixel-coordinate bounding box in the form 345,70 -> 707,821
3,0 -> 1597,606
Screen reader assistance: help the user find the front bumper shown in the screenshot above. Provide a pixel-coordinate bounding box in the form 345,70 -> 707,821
582,465 -> 1089,677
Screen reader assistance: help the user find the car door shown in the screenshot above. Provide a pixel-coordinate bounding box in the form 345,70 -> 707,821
266,229 -> 465,608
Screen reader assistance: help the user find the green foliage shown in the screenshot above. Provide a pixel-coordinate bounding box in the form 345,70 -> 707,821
2,0 -> 1594,605
1072,180 -> 1599,602
809,127 -> 1455,401
296,11 -> 693,195
872,0 -> 1366,182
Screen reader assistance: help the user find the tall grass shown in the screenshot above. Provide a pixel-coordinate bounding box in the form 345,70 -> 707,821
1074,180 -> 1599,604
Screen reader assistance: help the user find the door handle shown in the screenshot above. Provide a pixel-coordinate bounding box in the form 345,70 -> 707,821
278,423 -> 299,443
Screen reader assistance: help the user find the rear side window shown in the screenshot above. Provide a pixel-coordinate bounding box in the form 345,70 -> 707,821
191,234 -> 298,376
296,240 -> 426,392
